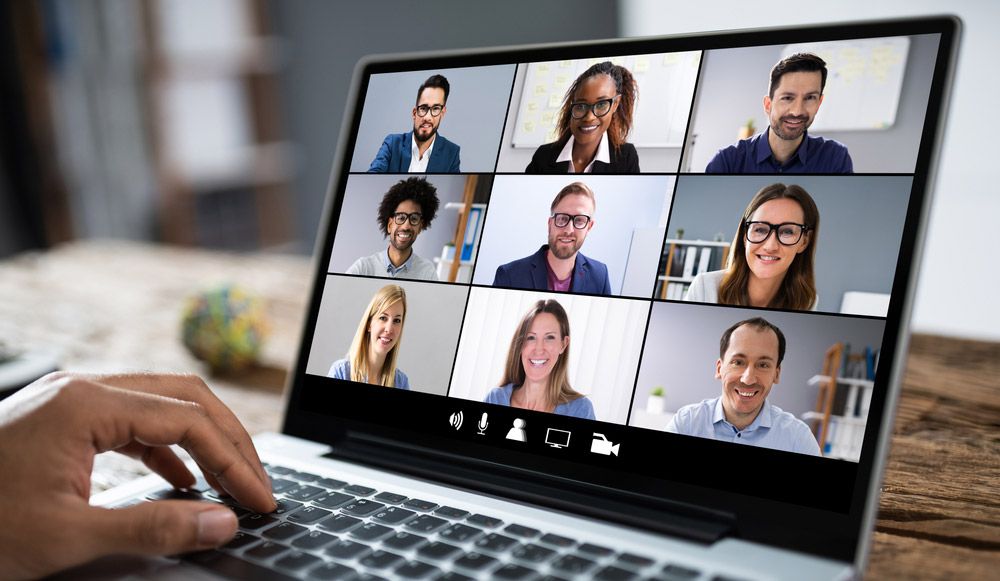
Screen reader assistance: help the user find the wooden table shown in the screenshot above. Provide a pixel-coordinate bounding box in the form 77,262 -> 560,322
0,241 -> 996,579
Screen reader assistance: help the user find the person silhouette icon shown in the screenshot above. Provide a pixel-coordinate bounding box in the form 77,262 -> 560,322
506,418 -> 527,442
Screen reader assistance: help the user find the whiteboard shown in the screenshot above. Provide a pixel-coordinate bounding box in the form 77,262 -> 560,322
511,52 -> 701,148
782,37 -> 910,131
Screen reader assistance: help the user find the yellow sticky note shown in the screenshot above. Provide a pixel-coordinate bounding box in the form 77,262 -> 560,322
537,63 -> 550,73
527,102 -> 538,112
548,94 -> 563,109
534,84 -> 546,95
559,60 -> 572,68
542,112 -> 554,124
524,121 -> 535,134
635,58 -> 650,73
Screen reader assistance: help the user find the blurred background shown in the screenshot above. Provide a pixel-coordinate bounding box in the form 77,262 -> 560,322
0,0 -> 996,340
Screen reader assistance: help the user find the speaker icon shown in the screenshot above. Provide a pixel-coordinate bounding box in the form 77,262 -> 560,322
449,411 -> 464,430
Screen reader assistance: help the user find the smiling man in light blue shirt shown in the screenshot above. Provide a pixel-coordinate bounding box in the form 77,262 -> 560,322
666,317 -> 820,456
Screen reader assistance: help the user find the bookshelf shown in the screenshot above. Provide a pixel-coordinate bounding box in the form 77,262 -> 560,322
656,239 -> 729,300
802,342 -> 876,462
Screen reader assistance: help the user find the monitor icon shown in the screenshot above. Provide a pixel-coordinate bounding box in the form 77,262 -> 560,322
544,428 -> 571,449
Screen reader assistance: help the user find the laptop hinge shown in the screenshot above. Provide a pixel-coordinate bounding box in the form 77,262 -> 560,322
323,435 -> 735,544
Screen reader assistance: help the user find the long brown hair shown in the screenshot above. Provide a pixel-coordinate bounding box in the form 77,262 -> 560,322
718,184 -> 819,310
555,61 -> 637,154
499,299 -> 584,406
348,284 -> 407,387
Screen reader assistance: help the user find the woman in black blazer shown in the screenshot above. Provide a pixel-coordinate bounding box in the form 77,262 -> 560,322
526,61 -> 639,174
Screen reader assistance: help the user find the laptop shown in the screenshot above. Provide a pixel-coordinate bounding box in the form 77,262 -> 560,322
89,16 -> 960,580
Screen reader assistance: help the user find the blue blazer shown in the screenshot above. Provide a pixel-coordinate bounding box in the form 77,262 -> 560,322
493,245 -> 612,295
367,132 -> 461,173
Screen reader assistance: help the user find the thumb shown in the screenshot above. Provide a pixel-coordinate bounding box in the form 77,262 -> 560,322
87,501 -> 238,557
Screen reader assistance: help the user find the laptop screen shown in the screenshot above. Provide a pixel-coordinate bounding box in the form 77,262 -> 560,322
285,17 -> 957,561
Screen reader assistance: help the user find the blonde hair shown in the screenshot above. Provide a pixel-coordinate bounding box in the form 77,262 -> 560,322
499,299 -> 584,406
348,284 -> 407,387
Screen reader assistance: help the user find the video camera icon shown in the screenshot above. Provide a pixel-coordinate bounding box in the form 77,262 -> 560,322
590,433 -> 620,456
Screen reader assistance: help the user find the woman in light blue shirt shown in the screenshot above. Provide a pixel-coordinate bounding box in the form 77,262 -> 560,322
328,284 -> 410,389
484,299 -> 595,420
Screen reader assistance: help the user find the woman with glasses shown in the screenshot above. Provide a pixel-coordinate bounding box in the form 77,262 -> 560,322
526,61 -> 639,174
328,284 -> 411,389
484,299 -> 595,419
685,183 -> 820,311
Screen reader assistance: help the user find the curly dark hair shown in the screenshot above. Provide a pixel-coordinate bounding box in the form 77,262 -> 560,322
377,177 -> 440,237
556,61 -> 638,154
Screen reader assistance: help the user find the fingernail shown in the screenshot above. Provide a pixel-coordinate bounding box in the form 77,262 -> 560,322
197,509 -> 237,545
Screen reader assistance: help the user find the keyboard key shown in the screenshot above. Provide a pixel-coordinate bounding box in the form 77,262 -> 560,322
319,514 -> 362,534
710,576 -> 756,581
271,478 -> 297,493
357,575 -> 388,581
394,560 -> 439,579
185,550 -> 296,581
240,513 -> 278,530
438,523 -> 482,543
264,522 -> 308,542
662,563 -> 702,579
373,491 -> 408,504
290,470 -> 322,482
539,533 -> 576,549
273,498 -> 303,516
539,576 -> 571,581
617,553 -> 654,569
341,499 -> 385,517
511,543 -> 556,563
146,488 -> 204,502
437,573 -> 474,581
360,550 -> 404,570
221,531 -> 259,551
595,565 -> 638,580
372,506 -> 416,525
308,561 -> 357,580
453,552 -> 498,572
343,484 -> 376,496
402,498 -> 438,512
466,514 -> 503,528
579,542 -> 615,557
382,531 -> 427,551
318,477 -> 348,490
473,532 -> 518,553
416,541 -> 462,561
434,506 -> 470,519
288,506 -> 332,525
268,466 -> 295,476
502,524 -> 537,539
244,540 -> 290,561
350,522 -> 394,542
325,539 -> 372,560
551,554 -> 597,574
285,485 -> 326,502
313,492 -> 355,509
405,514 -> 448,533
275,550 -> 321,572
223,504 -> 251,519
291,530 -> 337,551
494,564 -> 537,580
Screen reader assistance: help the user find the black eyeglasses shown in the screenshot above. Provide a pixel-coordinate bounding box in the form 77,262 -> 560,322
569,96 -> 618,119
392,212 -> 423,226
744,221 -> 809,245
551,213 -> 592,229
415,104 -> 444,117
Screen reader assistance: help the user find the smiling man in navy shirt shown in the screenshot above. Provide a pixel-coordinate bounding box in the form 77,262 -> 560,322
706,53 -> 852,174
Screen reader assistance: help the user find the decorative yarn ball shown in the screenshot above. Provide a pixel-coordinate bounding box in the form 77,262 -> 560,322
181,285 -> 268,372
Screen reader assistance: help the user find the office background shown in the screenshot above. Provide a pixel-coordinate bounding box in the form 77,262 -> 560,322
667,175 -> 912,313
348,65 -> 517,173
472,174 -> 673,296
630,301 -> 886,429
305,275 -> 468,395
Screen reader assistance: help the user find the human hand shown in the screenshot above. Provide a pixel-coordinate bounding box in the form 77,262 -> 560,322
0,371 -> 276,580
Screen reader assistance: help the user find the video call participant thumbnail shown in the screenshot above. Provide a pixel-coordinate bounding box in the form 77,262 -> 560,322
493,181 -> 611,295
329,284 -> 411,389
666,317 -> 820,456
685,183 -> 818,311
368,74 -> 461,173
347,177 -> 441,281
484,299 -> 595,419
706,53 -> 853,174
526,61 -> 639,174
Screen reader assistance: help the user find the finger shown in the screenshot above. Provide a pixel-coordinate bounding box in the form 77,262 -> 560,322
88,385 -> 275,513
95,373 -> 271,489
116,442 -> 196,490
84,501 -> 237,558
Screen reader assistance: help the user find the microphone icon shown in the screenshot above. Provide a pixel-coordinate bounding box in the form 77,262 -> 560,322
477,412 -> 489,435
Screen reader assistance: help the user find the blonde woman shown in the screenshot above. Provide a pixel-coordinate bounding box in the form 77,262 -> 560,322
328,284 -> 410,388
484,299 -> 594,419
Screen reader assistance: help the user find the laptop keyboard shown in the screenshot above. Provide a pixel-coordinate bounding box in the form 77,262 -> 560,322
139,462 -> 730,581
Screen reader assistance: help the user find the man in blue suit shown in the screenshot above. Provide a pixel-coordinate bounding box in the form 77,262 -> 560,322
493,182 -> 611,295
368,74 -> 461,173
